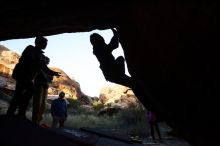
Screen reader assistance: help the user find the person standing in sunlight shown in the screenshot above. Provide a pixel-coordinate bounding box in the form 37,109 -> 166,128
32,55 -> 60,125
51,91 -> 68,128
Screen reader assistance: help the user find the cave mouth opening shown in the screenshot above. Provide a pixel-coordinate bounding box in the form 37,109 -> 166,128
0,29 -> 130,97
0,29 -> 156,141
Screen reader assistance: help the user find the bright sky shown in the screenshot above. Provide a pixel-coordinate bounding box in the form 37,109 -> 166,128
0,29 -> 130,97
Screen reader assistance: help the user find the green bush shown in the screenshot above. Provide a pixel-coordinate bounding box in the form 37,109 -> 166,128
65,114 -> 118,129
92,102 -> 105,111
69,106 -> 95,116
116,108 -> 146,126
66,98 -> 81,109
25,106 -> 150,137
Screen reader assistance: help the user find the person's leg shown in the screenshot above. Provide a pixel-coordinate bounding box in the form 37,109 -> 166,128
32,85 -> 42,124
17,81 -> 34,117
115,56 -> 125,74
59,116 -> 66,128
99,56 -> 132,88
154,122 -> 162,140
59,120 -> 65,128
7,82 -> 24,115
150,122 -> 155,140
38,86 -> 48,124
52,116 -> 59,128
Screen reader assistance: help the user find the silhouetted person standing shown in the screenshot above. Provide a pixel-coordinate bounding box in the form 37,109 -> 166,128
7,36 -> 60,118
146,111 -> 162,142
32,55 -> 60,125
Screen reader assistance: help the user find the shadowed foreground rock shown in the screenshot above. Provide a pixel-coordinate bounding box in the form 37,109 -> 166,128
0,115 -> 79,146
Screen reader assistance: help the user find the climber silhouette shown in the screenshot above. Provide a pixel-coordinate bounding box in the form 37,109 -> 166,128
90,28 -> 131,86
7,36 -> 61,118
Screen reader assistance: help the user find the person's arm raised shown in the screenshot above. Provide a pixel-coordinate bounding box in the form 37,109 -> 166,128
108,28 -> 119,51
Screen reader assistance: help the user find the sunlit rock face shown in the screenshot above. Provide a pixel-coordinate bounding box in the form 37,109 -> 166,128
0,45 -> 19,77
0,1 -> 219,145
0,45 -> 18,90
99,84 -> 141,108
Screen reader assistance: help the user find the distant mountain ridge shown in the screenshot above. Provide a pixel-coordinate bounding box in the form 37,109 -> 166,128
0,45 -> 9,52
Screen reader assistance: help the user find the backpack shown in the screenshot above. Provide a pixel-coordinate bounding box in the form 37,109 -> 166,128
12,63 -> 23,80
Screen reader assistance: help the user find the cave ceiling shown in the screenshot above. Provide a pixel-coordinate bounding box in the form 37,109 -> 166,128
0,1 -> 129,41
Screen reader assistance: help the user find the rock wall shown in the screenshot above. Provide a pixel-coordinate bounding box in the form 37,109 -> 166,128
99,84 -> 140,108
118,2 -> 219,145
0,64 -> 12,77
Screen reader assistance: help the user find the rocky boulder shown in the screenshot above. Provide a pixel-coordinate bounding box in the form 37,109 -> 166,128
0,45 -> 19,77
99,84 -> 140,108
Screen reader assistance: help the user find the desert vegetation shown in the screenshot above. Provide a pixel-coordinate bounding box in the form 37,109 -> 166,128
0,95 -> 150,138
